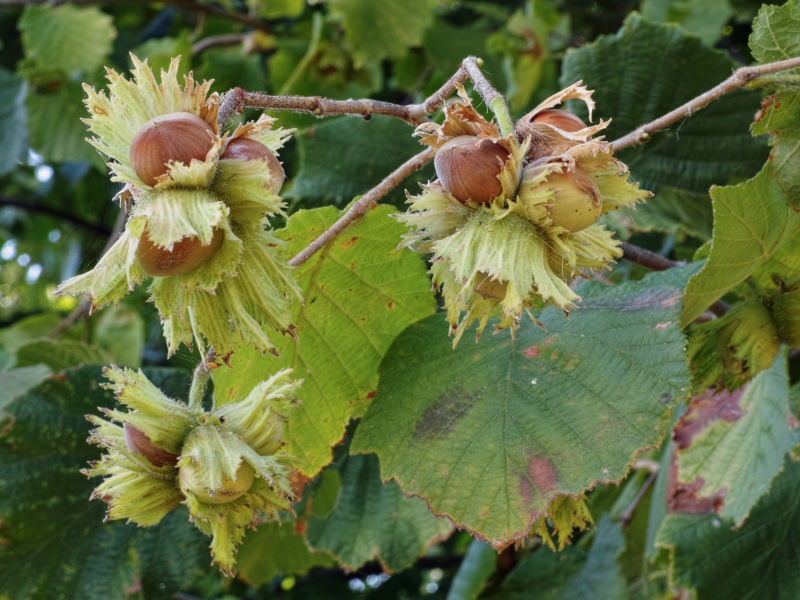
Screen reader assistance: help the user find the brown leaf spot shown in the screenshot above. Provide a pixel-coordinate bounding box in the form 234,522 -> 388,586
528,456 -> 558,494
674,388 -> 744,450
544,338 -> 554,346
366,390 -> 377,400
522,346 -> 540,358
340,237 -> 358,250
387,300 -> 394,309
550,351 -> 559,360
413,386 -> 480,442
667,446 -> 726,515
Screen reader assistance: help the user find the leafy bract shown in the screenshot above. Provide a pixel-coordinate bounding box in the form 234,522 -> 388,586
352,266 -> 696,545
287,116 -> 433,208
658,459 -> 800,600
0,366 -> 205,600
19,5 -> 116,76
681,167 -> 800,325
326,0 -> 434,67
306,452 -> 453,572
501,516 -> 627,600
212,205 -> 436,478
676,353 -> 797,526
0,67 -> 28,176
561,14 -> 767,194
752,91 -> 800,209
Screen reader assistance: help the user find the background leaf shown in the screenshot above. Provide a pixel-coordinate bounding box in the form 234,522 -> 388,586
0,67 -> 28,176
352,266 -> 696,545
752,91 -> 800,209
561,14 -> 767,195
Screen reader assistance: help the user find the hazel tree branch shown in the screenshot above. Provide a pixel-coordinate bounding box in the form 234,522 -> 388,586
192,32 -> 248,56
0,197 -> 111,235
612,55 -> 800,151
288,148 -> 434,267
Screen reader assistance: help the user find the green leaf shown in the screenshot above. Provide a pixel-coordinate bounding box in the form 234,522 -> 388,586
27,82 -> 105,168
502,516 -> 627,600
657,459 -> 800,600
0,366 -> 204,599
0,366 -> 135,600
287,116 -> 433,209
561,14 -> 767,195
676,352 -> 797,526
197,48 -> 266,96
749,0 -> 800,68
0,365 -> 52,411
445,539 -> 496,600
15,339 -> 112,372
130,34 -> 193,81
752,91 -> 800,208
352,266 -> 696,545
19,5 -> 116,76
626,186 -> 713,240
236,520 -> 336,588
252,0 -> 305,18
0,67 -> 28,176
212,205 -> 436,478
0,313 -> 61,352
94,306 -> 145,368
640,0 -> 734,45
306,452 -> 453,572
326,0 -> 434,67
681,167 -> 800,325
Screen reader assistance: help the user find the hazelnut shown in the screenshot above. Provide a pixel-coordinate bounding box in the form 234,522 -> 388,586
221,137 -> 286,194
136,227 -> 224,278
434,136 -> 510,204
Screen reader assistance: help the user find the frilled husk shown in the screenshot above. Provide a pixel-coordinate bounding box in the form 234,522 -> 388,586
529,494 -> 593,551
688,302 -> 780,393
85,367 -> 301,575
57,56 -> 300,358
398,83 -> 649,344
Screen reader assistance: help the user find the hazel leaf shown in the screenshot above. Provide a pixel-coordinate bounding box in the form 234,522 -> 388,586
657,459 -> 800,600
681,167 -> 800,325
749,0 -> 800,72
751,90 -> 800,209
326,0 -> 434,67
351,266 -> 696,545
306,452 -> 453,572
561,14 -> 767,194
0,67 -> 28,176
19,5 -> 116,76
676,352 -> 798,526
212,205 -> 436,478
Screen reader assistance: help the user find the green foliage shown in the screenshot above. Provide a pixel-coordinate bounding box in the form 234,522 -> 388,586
641,0 -> 734,45
446,540 -> 497,600
682,167 -> 800,324
306,451 -> 453,572
677,352 -> 797,525
0,68 -> 28,175
658,459 -> 800,600
353,266 -> 696,544
561,14 -> 767,194
213,205 -> 436,478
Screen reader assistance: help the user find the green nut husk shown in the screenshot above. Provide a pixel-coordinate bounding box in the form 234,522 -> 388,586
773,287 -> 800,347
398,82 -> 649,345
56,55 -> 301,360
688,301 -> 780,393
84,366 -> 302,575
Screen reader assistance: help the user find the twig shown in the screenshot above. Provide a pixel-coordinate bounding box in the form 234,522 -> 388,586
217,63 -> 471,127
620,241 -> 729,317
0,0 -> 272,34
288,148 -> 434,267
620,470 -> 658,528
619,241 -> 680,272
191,32 -> 248,56
0,197 -> 111,235
461,56 -> 514,137
612,55 -> 800,151
46,208 -> 126,338
188,348 -> 216,411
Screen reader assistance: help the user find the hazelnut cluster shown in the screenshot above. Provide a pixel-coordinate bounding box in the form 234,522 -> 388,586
398,83 -> 649,343
56,56 -> 301,360
85,366 -> 301,575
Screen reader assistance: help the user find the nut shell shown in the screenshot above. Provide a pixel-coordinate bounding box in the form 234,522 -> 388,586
130,112 -> 215,186
434,136 -> 510,204
531,109 -> 586,133
136,227 -> 224,278
180,461 -> 255,505
542,166 -> 602,232
123,423 -> 178,467
221,137 -> 286,194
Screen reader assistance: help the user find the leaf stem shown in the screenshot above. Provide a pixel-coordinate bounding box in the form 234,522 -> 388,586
612,55 -> 800,151
189,348 -> 216,412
